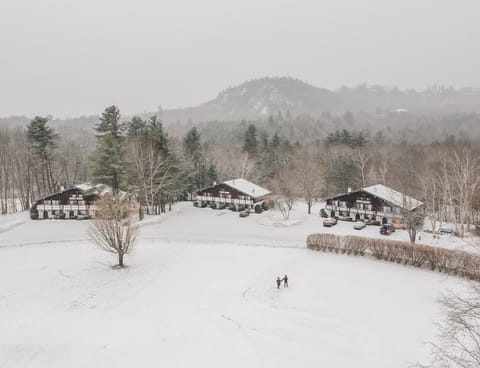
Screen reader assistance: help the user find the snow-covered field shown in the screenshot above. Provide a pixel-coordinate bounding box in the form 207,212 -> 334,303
0,202 -> 468,367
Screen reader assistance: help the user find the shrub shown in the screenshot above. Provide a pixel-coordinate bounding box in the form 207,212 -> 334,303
306,233 -> 480,281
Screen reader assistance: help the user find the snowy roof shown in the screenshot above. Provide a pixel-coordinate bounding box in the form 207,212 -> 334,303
75,183 -> 127,198
223,178 -> 270,199
362,184 -> 423,211
75,183 -> 94,192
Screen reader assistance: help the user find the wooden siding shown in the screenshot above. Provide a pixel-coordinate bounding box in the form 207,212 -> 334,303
195,182 -> 267,206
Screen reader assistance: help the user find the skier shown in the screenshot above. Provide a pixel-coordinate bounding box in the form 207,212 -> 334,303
283,274 -> 288,288
276,276 -> 282,289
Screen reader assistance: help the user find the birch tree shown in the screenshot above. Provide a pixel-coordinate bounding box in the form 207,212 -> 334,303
450,150 -> 480,237
294,152 -> 324,214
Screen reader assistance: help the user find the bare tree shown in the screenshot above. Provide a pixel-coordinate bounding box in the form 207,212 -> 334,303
127,135 -> 177,215
403,209 -> 425,243
450,150 -> 480,237
271,168 -> 296,220
88,194 -> 138,267
294,151 -> 324,214
417,283 -> 480,368
355,148 -> 374,188
420,165 -> 443,235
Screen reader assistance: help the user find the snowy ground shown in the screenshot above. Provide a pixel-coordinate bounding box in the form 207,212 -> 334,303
0,202 -> 470,367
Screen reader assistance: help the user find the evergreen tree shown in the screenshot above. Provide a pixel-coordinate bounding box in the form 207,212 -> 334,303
148,116 -> 169,155
243,124 -> 258,156
27,116 -> 58,195
259,131 -> 269,154
127,116 -> 148,136
92,106 -> 126,191
182,126 -> 207,195
206,163 -> 218,185
271,132 -> 281,150
184,126 -> 201,163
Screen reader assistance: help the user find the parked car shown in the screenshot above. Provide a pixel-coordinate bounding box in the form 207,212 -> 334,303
323,217 -> 337,227
380,223 -> 396,235
353,221 -> 366,230
366,219 -> 381,226
76,214 -> 91,220
338,215 -> 352,222
319,209 -> 328,218
439,227 -> 453,235
239,210 -> 250,218
54,213 -> 66,220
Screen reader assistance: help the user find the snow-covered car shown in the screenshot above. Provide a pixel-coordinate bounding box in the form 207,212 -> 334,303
353,221 -> 366,230
239,210 -> 250,218
323,217 -> 337,227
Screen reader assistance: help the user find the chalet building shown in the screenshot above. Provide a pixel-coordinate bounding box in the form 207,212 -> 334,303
31,183 -> 116,220
195,178 -> 270,209
324,184 -> 423,224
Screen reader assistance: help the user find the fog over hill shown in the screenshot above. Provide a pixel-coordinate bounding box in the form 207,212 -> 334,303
2,77 -> 480,128
152,77 -> 480,123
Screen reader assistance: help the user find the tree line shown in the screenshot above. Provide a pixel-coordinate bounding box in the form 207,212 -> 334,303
1,106 -> 479,238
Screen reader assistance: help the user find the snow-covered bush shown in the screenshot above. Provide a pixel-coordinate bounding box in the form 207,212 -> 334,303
307,233 -> 480,281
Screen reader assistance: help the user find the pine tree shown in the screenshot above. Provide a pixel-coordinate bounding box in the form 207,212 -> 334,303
92,106 -> 126,191
127,116 -> 148,136
27,116 -> 58,195
184,126 -> 201,163
206,163 -> 218,185
243,124 -> 258,156
148,116 -> 169,155
182,127 -> 206,195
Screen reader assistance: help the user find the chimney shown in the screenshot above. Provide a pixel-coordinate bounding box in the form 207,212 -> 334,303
60,185 -> 65,191
347,186 -> 351,193
213,181 -> 217,186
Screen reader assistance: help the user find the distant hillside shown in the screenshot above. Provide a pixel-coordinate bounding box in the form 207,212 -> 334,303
158,77 -> 341,122
2,77 -> 480,126
157,77 -> 480,123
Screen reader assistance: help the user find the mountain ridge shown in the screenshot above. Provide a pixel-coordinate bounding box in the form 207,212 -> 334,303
155,76 -> 480,123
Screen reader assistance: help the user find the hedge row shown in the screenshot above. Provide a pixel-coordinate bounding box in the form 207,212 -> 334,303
306,233 -> 480,281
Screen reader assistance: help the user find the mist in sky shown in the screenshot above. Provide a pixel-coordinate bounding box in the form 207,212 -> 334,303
1,0 -> 479,117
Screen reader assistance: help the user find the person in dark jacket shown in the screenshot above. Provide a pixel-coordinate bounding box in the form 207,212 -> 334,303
283,275 -> 288,288
276,276 -> 282,289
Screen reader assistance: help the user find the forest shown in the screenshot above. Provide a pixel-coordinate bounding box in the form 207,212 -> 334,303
0,105 -> 479,237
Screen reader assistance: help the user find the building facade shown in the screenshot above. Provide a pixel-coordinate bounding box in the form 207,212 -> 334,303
324,184 -> 423,224
195,178 -> 270,209
30,183 -> 113,219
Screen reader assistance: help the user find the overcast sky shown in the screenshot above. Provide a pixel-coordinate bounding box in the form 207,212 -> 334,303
1,0 -> 479,117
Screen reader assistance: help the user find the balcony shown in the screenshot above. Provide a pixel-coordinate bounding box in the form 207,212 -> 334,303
325,204 -> 402,219
195,195 -> 253,205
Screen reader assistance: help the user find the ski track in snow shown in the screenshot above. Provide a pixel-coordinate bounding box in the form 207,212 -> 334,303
0,220 -> 27,235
